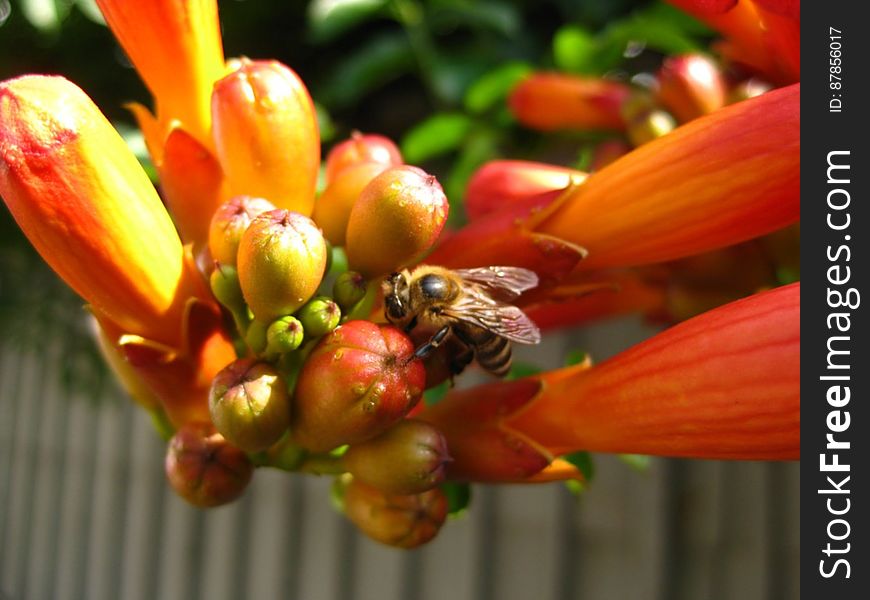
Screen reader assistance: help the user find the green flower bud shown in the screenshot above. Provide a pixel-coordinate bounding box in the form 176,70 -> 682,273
237,209 -> 328,322
296,295 -> 341,338
209,358 -> 291,452
165,423 -> 254,507
245,318 -> 269,354
209,263 -> 246,313
344,479 -> 448,549
343,419 -> 450,494
266,316 -> 305,355
332,271 -> 367,311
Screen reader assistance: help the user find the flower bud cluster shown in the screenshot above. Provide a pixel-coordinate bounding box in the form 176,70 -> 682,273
190,128 -> 452,547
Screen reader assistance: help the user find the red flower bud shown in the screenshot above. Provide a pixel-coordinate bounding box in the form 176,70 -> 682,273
343,419 -> 450,494
345,166 -> 449,278
343,479 -> 448,549
209,358 -> 291,452
165,423 -> 254,507
325,131 -> 402,183
656,53 -> 727,122
292,321 -> 425,452
237,209 -> 328,321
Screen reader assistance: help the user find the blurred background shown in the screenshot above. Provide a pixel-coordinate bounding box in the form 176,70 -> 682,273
0,1 -> 798,599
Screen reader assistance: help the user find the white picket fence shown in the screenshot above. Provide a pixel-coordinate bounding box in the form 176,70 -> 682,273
0,321 -> 799,600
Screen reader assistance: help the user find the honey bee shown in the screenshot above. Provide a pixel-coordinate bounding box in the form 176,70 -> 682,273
383,265 -> 541,377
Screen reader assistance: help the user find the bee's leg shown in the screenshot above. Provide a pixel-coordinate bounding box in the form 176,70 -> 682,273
409,325 -> 452,362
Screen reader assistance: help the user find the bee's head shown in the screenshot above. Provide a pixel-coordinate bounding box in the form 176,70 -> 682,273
383,271 -> 410,324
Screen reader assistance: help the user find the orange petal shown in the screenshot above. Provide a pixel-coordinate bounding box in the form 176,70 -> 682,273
159,125 -> 226,248
465,160 -> 585,220
0,75 -> 200,347
656,53 -> 727,122
509,282 -> 800,460
99,299 -> 236,428
420,379 -> 554,482
95,0 -> 224,145
535,83 -> 800,271
211,59 -> 320,215
509,73 -> 630,131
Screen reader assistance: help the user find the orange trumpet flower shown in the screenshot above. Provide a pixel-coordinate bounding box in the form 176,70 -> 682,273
421,282 -> 799,481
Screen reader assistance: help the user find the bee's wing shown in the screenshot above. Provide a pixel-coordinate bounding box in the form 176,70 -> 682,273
445,292 -> 541,345
453,267 -> 539,301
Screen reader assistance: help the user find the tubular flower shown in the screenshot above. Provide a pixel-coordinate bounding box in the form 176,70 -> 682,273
0,75 -> 202,347
666,0 -> 799,84
95,0 -> 225,147
421,283 -> 799,481
431,82 -> 799,275
509,73 -> 630,131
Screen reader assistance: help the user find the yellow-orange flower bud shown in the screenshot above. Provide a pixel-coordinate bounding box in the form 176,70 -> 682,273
208,195 -> 276,266
0,75 -> 198,347
313,161 -> 388,246
345,166 -> 449,278
236,209 -> 327,321
324,131 -> 402,183
211,59 -> 319,214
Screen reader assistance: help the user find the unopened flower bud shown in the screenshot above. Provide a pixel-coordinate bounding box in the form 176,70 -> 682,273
325,131 -> 402,183
165,423 -> 254,507
211,59 -> 319,214
209,195 -> 276,266
237,209 -> 328,321
728,78 -> 773,104
296,296 -> 341,338
313,161 -> 388,246
209,358 -> 291,452
266,315 -> 305,355
343,419 -> 450,494
346,166 -> 449,278
626,108 -> 677,147
656,53 -> 726,122
209,263 -> 246,313
292,321 -> 425,452
332,271 -> 368,311
343,479 -> 448,549
245,318 -> 269,354
508,73 -> 630,131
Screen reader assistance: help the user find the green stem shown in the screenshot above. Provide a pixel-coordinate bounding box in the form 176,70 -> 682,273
299,454 -> 346,476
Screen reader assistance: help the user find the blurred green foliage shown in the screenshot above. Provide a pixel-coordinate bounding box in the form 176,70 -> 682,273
0,0 -> 712,392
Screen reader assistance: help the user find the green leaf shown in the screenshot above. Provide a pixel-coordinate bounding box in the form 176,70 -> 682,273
505,361 -> 542,381
400,113 -> 472,163
427,0 -> 520,37
423,380 -> 451,406
552,25 -> 598,74
464,62 -> 532,114
21,0 -> 72,33
317,32 -> 415,108
441,482 -> 472,517
619,454 -> 653,471
307,0 -> 389,43
315,102 -> 336,144
74,0 -> 105,25
444,129 -> 498,214
563,451 -> 595,481
564,349 -> 589,367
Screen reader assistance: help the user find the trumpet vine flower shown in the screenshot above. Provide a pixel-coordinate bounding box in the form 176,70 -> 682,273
0,0 -> 799,548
